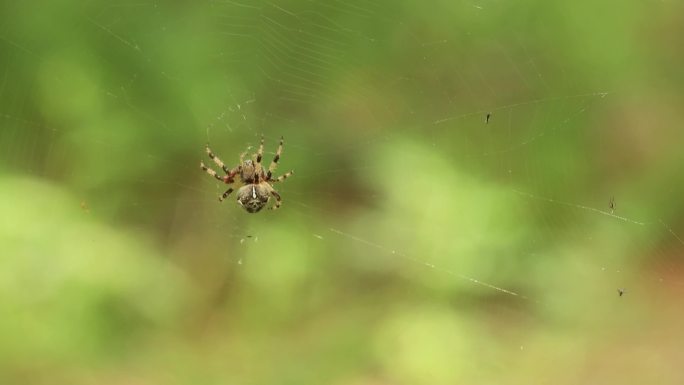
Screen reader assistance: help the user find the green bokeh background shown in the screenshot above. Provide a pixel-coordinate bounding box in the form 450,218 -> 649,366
1,1 -> 683,384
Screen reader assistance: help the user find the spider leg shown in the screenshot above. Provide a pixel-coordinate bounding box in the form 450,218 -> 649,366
266,136 -> 284,180
255,135 -> 266,179
218,187 -> 234,202
270,170 -> 294,183
226,165 -> 241,183
200,161 -> 224,182
256,135 -> 264,164
205,144 -> 230,174
268,190 -> 282,210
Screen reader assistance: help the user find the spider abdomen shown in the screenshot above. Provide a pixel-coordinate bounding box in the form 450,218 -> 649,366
236,184 -> 271,213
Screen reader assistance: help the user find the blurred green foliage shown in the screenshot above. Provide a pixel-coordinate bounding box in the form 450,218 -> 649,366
1,0 -> 684,384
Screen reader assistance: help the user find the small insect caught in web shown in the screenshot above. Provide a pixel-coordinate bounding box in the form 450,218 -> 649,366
240,235 -> 257,244
609,196 -> 616,214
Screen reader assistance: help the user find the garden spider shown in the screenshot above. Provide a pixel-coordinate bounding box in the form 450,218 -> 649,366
200,136 -> 294,213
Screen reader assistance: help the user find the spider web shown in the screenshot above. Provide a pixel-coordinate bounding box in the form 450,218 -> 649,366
2,0 -> 684,384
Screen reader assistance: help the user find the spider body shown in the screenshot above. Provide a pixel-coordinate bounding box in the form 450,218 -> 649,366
239,159 -> 257,183
201,136 -> 293,213
237,184 -> 273,213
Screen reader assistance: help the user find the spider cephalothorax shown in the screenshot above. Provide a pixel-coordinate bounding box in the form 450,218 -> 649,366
200,136 -> 293,213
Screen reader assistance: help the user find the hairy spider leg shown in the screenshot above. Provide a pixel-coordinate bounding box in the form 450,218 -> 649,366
256,135 -> 264,164
218,187 -> 235,202
200,161 -> 224,182
266,136 -> 284,180
269,190 -> 282,210
255,135 -> 266,179
206,145 -> 230,174
270,170 -> 294,183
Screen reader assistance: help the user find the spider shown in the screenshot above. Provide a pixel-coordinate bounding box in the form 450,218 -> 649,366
200,136 -> 294,213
